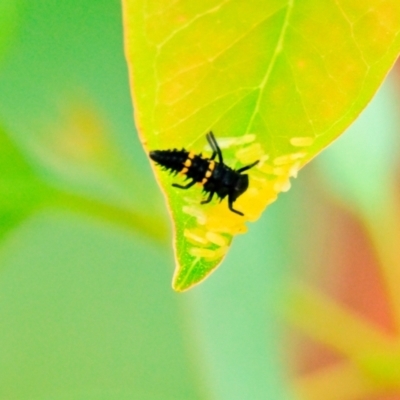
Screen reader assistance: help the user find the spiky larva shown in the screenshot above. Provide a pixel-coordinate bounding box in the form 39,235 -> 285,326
205,231 -> 227,247
290,137 -> 314,147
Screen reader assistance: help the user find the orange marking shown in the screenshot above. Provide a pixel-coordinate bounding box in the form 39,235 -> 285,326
201,177 -> 208,185
184,158 -> 192,167
180,167 -> 189,175
188,151 -> 195,159
208,160 -> 215,172
205,170 -> 212,178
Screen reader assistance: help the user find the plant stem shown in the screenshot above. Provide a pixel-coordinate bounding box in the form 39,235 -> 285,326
52,189 -> 169,243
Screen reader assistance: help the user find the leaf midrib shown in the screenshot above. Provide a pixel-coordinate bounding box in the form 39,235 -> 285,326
245,0 -> 294,135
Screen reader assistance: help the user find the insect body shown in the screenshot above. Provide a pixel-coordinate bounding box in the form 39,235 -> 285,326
149,132 -> 259,216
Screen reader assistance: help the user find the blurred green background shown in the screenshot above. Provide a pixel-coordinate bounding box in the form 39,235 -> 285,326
1,1 -> 400,399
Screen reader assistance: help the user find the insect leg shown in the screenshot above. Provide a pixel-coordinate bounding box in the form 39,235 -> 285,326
172,180 -> 196,189
206,133 -> 217,160
201,191 -> 214,204
228,196 -> 244,216
236,160 -> 259,173
207,131 -> 223,163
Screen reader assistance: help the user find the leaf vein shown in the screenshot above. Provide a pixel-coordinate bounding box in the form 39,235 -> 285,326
244,0 -> 294,135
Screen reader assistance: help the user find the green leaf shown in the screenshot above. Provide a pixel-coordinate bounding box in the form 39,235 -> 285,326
0,121 -> 167,247
28,102 -> 168,242
0,0 -> 18,62
123,0 -> 400,291
0,127 -> 53,240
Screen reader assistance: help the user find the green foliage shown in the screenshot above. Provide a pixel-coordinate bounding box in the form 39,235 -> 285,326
0,121 -> 167,246
123,0 -> 400,290
0,0 -> 18,62
0,127 -> 54,239
2,1 -> 400,399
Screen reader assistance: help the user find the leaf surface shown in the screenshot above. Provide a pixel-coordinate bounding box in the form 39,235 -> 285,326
123,0 -> 400,291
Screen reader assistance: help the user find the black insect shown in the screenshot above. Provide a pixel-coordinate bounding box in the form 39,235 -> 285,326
149,132 -> 259,216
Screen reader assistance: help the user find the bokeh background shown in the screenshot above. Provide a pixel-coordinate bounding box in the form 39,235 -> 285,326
1,1 -> 400,399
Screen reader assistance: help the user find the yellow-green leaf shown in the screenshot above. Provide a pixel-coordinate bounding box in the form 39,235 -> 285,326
123,0 -> 400,291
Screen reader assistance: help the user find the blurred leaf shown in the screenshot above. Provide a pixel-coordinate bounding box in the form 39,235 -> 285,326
0,126 -> 54,240
0,123 -> 167,245
288,73 -> 400,398
123,0 -> 400,291
0,0 -> 18,63
0,217 -> 202,400
316,73 -> 400,330
316,74 -> 400,214
286,281 -> 400,399
26,99 -> 168,242
30,99 -> 161,215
